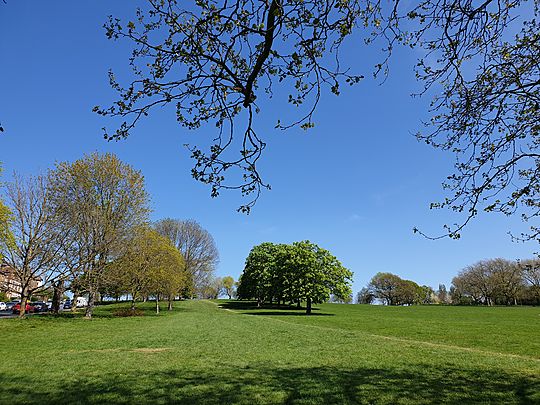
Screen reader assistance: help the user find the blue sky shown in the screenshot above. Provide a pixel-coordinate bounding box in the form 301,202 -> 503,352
1,1 -> 536,294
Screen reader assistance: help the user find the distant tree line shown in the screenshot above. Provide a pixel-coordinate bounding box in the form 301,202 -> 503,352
0,153 -> 221,317
359,258 -> 540,306
357,273 -> 436,306
237,241 -> 352,314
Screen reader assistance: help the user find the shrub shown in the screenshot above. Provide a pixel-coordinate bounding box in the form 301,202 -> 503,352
113,308 -> 144,317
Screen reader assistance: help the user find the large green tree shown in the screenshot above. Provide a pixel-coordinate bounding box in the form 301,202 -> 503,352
368,272 -> 402,306
222,275 -> 235,299
48,152 -> 150,318
238,241 -> 352,314
237,242 -> 283,306
287,241 -> 353,314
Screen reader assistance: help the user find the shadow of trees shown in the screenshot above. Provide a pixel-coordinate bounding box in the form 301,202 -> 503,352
1,363 -> 537,404
41,302 -> 192,320
218,300 -> 332,316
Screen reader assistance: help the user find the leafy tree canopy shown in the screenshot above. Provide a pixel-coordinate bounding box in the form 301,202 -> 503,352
238,240 -> 352,314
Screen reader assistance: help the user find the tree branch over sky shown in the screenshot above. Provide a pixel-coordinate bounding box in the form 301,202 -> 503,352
99,0 -> 540,244
364,0 -> 540,241
96,0 -> 363,213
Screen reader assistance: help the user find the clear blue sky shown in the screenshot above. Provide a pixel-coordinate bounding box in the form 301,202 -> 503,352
1,1 -> 536,294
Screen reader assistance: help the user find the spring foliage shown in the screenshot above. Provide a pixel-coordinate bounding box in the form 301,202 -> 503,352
237,241 -> 352,314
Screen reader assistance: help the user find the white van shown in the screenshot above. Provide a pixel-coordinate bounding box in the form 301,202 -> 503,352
75,297 -> 88,307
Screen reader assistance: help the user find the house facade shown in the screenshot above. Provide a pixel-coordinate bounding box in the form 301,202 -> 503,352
0,263 -> 42,300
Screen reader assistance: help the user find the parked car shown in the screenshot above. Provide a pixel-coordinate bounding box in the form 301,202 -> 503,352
0,302 -> 6,311
12,303 -> 35,314
6,302 -> 18,310
46,301 -> 53,310
63,300 -> 72,309
33,302 -> 49,313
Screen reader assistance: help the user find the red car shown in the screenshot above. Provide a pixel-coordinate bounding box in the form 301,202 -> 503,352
12,303 -> 35,314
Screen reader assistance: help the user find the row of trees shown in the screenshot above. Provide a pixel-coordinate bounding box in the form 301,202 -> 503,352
359,258 -> 540,306
358,273 -> 435,306
101,226 -> 188,313
451,259 -> 540,306
237,241 -> 353,314
0,153 -> 220,317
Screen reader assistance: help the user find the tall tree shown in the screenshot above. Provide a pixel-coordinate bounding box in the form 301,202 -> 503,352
0,175 -> 67,317
453,261 -> 496,305
356,287 -> 375,304
437,284 -> 449,304
368,272 -> 403,306
492,261 -> 524,305
289,241 -> 352,314
48,153 -> 150,318
108,227 -> 187,312
109,227 -> 156,309
518,259 -> 540,302
237,242 -> 282,306
222,276 -> 235,299
154,218 -> 218,297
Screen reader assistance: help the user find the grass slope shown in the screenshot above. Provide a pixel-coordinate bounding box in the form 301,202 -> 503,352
0,300 -> 538,404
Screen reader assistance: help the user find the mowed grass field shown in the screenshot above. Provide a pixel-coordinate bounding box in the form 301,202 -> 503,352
0,300 -> 538,404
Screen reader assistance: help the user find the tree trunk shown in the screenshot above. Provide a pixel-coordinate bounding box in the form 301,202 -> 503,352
297,300 -> 301,308
168,295 -> 173,311
85,290 -> 95,318
306,297 -> 312,315
156,296 -> 160,314
19,288 -> 29,318
131,298 -> 136,310
51,281 -> 64,314
71,290 -> 79,313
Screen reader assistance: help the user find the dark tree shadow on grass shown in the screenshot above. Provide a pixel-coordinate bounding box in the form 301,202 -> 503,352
245,311 -> 333,317
40,304 -> 191,320
1,363 -> 537,404
218,300 -> 333,316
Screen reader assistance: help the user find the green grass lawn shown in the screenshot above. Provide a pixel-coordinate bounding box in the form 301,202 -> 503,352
0,300 -> 538,404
